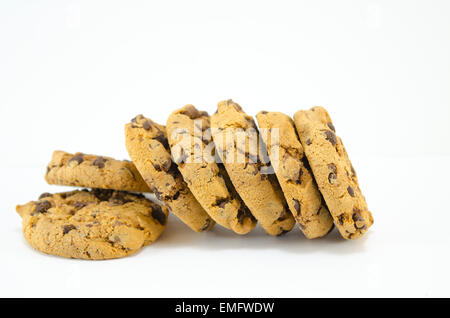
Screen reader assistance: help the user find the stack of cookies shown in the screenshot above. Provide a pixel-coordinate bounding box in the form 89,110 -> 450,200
16,100 -> 374,260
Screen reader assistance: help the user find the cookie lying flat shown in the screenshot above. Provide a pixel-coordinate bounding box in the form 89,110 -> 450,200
166,105 -> 256,235
210,100 -> 295,236
256,111 -> 334,239
16,189 -> 168,260
293,107 -> 374,240
125,115 -> 214,232
45,151 -> 150,192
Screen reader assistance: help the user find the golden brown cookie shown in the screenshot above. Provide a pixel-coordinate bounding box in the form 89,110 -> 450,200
293,106 -> 374,239
210,100 -> 295,236
166,105 -> 256,234
256,111 -> 334,239
16,189 -> 168,260
45,151 -> 150,192
125,115 -> 214,232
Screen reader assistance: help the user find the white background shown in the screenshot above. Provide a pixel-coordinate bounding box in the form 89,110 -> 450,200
1,0 -> 449,297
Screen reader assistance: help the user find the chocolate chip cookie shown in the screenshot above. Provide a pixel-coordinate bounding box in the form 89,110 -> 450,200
125,115 -> 214,232
166,105 -> 256,234
16,189 -> 168,260
210,100 -> 295,236
256,111 -> 334,239
293,107 -> 374,239
45,151 -> 150,192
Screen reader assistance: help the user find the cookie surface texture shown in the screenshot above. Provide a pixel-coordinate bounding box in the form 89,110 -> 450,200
125,115 -> 214,232
45,151 -> 150,192
256,111 -> 334,239
167,105 -> 256,234
293,107 -> 374,239
16,189 -> 168,260
210,100 -> 295,236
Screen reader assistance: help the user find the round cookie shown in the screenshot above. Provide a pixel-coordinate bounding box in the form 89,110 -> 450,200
125,115 -> 214,232
210,100 -> 295,236
166,105 -> 256,235
256,111 -> 334,239
45,151 -> 150,192
293,106 -> 374,240
15,189 -> 168,260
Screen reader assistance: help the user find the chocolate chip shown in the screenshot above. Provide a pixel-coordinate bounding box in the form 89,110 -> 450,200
155,134 -> 170,150
338,214 -> 345,225
180,106 -> 204,119
351,165 -> 356,177
347,186 -> 355,197
236,207 -> 254,224
46,166 -> 51,174
277,210 -> 288,222
73,202 -> 87,210
39,193 -> 52,200
123,167 -> 136,180
306,139 -> 312,146
292,199 -> 301,216
328,163 -> 337,184
109,192 -> 133,205
142,120 -> 151,130
261,111 -> 268,114
328,172 -> 337,184
328,163 -> 337,173
352,209 -> 365,223
290,168 -> 303,184
35,200 -> 52,214
153,163 -> 162,171
131,115 -> 140,124
229,101 -> 242,112
166,164 -> 179,179
93,157 -> 107,169
323,130 -> 337,146
215,197 -> 229,208
277,229 -> 290,236
161,159 -> 172,172
199,219 -> 212,231
327,122 -> 336,132
260,173 -> 269,181
356,224 -> 367,231
68,153 -> 84,165
171,191 -> 180,201
151,206 -> 167,225
62,224 -> 76,234
151,186 -> 163,201
92,189 -> 113,201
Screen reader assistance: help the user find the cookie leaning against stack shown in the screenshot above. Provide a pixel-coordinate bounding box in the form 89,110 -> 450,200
166,105 -> 257,235
124,115 -> 215,233
294,107 -> 374,239
210,100 -> 296,236
256,111 -> 334,239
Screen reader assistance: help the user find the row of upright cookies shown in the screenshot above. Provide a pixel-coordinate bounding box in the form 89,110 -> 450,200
16,99 -> 374,260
